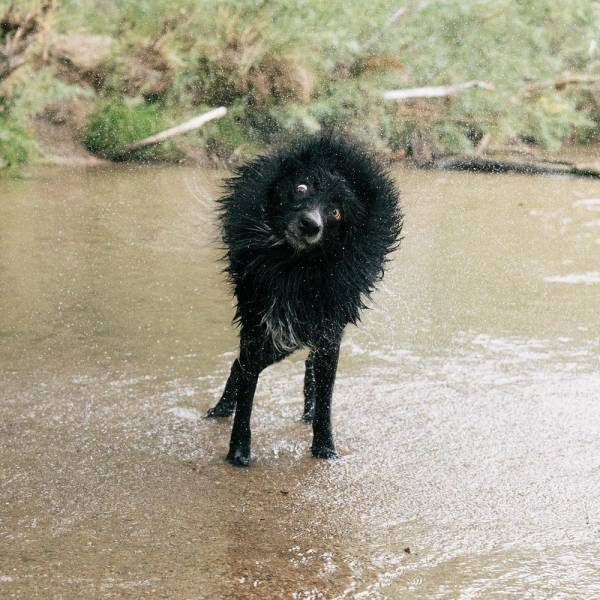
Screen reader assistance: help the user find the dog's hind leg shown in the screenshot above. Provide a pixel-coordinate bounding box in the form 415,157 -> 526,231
302,351 -> 316,422
311,335 -> 341,460
206,359 -> 243,418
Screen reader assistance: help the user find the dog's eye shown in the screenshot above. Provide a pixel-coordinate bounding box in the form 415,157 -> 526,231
296,184 -> 308,194
331,208 -> 342,221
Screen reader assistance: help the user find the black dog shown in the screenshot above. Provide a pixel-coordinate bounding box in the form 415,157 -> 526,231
207,135 -> 402,466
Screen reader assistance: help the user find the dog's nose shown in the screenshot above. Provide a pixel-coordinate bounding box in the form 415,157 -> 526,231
299,211 -> 323,237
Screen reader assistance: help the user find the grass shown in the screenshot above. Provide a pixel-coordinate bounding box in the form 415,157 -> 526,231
2,0 -> 600,170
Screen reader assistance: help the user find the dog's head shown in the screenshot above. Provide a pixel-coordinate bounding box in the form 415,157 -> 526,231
268,162 -> 364,253
221,135 -> 402,285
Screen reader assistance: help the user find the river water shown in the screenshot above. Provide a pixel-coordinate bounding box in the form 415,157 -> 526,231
1,164 -> 599,598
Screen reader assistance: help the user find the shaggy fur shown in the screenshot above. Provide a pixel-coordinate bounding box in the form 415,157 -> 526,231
207,135 -> 402,466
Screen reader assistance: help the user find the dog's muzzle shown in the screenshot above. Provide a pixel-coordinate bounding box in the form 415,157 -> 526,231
287,208 -> 323,250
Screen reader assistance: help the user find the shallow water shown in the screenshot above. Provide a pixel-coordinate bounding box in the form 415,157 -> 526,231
1,164 -> 599,598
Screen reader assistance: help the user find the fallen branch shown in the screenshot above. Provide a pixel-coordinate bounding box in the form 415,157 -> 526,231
382,80 -> 495,101
486,145 -> 575,166
474,132 -> 491,157
528,73 -> 600,91
0,1 -> 54,81
360,0 -> 431,54
335,1 -> 430,79
422,155 -> 600,179
112,106 -> 227,159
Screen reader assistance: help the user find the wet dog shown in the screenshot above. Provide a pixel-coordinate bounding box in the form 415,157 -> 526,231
207,135 -> 402,466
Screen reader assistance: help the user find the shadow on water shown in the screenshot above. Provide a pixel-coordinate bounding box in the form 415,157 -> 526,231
1,164 -> 599,598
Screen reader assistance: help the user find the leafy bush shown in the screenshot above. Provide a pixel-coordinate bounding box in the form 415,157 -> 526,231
82,98 -> 181,160
0,107 -> 33,170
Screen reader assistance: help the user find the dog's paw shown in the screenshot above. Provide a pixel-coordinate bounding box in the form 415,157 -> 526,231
311,444 -> 339,460
206,403 -> 235,418
226,447 -> 251,467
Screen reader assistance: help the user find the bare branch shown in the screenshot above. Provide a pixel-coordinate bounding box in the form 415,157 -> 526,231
528,73 -> 600,91
360,1 -> 431,54
428,155 -> 600,179
382,80 -> 495,101
113,107 -> 227,158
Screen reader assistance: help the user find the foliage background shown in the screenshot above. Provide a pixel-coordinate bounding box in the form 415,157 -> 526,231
2,0 -> 600,168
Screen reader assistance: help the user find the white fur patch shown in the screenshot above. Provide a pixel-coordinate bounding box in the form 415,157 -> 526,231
260,300 -> 301,352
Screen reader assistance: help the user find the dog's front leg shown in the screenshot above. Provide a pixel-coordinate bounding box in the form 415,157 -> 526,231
226,357 -> 259,467
302,350 -> 316,422
226,337 -> 289,467
311,336 -> 341,459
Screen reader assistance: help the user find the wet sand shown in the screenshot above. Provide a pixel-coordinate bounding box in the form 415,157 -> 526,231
1,165 -> 599,598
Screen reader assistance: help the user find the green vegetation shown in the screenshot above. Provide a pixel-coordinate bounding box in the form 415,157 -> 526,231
2,0 -> 600,170
0,106 -> 32,170
83,98 -> 181,160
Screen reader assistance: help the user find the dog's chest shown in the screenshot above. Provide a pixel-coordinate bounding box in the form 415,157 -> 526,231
259,287 -> 324,351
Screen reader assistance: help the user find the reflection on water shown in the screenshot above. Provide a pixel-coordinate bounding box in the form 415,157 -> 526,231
1,164 -> 599,598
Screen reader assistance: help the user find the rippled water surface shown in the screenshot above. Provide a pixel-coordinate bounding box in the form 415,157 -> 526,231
1,164 -> 599,598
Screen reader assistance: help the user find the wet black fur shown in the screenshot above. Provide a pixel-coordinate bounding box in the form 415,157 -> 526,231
207,135 -> 403,466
